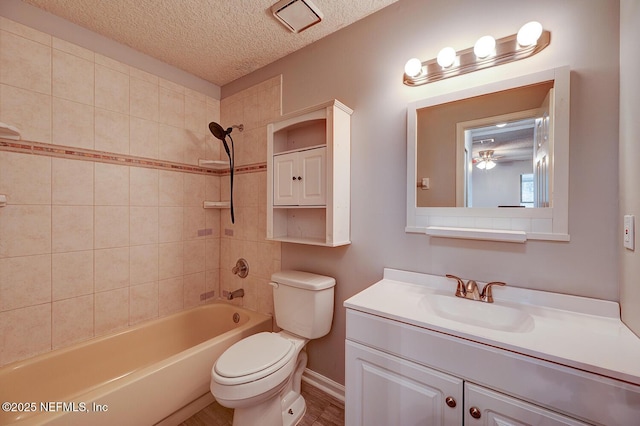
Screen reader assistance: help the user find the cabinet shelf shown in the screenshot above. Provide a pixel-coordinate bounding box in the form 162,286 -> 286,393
267,100 -> 352,246
273,205 -> 326,209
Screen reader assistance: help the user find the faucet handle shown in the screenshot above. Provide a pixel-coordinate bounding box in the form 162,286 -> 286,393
480,281 -> 506,303
446,274 -> 466,297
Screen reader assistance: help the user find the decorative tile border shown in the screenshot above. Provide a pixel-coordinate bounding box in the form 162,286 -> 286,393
0,137 -> 266,176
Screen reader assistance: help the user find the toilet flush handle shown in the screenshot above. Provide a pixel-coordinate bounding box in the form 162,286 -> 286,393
268,282 -> 279,289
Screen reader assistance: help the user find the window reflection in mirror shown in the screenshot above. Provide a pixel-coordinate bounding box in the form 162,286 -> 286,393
416,81 -> 554,208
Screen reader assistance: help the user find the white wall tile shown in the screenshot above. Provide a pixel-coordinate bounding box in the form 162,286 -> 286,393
0,30 -> 51,95
1,205 -> 52,257
52,250 -> 94,301
0,254 -> 51,311
52,48 -> 94,105
95,162 -> 130,206
52,158 -> 94,205
0,151 -> 51,204
51,205 -> 93,252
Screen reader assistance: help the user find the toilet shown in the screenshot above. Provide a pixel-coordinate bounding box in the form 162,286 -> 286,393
210,270 -> 335,426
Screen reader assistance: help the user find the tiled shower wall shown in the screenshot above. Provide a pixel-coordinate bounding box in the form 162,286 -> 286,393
0,16 -> 282,366
219,77 -> 282,316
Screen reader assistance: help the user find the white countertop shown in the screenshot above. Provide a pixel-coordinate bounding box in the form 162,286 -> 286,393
344,268 -> 640,385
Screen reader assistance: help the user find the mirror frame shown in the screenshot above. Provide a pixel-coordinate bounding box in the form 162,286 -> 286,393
406,66 -> 570,243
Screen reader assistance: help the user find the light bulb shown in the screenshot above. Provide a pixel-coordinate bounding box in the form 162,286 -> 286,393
517,21 -> 543,47
485,160 -> 496,170
437,47 -> 457,68
474,35 -> 496,59
404,58 -> 423,78
476,161 -> 486,170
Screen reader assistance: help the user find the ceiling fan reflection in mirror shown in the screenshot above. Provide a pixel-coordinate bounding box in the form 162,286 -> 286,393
474,149 -> 502,170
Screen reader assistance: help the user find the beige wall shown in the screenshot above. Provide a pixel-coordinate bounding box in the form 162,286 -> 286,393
619,0 -> 640,337
224,0 -> 621,384
0,15 -> 281,367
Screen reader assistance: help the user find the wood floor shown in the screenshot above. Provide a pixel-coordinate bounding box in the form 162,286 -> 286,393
179,382 -> 345,426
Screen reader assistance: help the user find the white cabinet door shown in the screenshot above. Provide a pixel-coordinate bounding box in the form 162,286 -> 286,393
273,151 -> 297,205
464,383 -> 591,426
298,147 -> 326,205
346,341 -> 463,426
273,147 -> 326,206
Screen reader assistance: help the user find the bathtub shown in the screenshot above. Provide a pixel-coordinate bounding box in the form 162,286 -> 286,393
0,303 -> 271,426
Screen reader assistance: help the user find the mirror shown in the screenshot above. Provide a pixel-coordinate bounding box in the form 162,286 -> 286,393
406,67 -> 570,242
416,81 -> 553,208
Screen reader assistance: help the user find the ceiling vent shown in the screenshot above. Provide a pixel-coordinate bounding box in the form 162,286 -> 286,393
271,0 -> 323,33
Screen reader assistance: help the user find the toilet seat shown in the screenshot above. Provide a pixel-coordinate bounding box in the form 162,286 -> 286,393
214,332 -> 295,386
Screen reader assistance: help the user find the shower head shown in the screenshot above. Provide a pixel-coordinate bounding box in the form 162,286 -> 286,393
208,122 -> 227,141
208,122 -> 244,141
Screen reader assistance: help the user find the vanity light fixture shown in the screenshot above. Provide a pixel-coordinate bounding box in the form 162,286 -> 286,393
437,47 -> 457,68
473,35 -> 496,59
403,21 -> 550,86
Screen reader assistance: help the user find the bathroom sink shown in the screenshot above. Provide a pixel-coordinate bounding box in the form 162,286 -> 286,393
423,294 -> 535,333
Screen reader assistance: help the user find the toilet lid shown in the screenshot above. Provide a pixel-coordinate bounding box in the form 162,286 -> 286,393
215,332 -> 294,378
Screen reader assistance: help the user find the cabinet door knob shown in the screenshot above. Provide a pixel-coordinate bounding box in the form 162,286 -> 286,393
297,176 -> 302,180
469,406 -> 481,419
292,176 -> 297,180
445,396 -> 457,408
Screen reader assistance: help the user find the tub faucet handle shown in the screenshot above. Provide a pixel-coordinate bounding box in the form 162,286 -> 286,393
232,258 -> 249,278
481,281 -> 506,303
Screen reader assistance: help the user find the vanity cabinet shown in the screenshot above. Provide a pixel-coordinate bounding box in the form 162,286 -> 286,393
346,341 -> 463,425
345,270 -> 640,425
464,383 -> 589,426
346,340 -> 588,426
267,100 -> 352,246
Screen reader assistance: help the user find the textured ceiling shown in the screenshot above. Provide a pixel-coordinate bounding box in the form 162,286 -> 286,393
22,0 -> 398,86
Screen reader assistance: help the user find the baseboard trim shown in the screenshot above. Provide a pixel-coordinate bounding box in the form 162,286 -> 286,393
301,368 -> 345,403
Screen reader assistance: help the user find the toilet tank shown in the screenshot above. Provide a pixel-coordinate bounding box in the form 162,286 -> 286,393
271,270 -> 335,339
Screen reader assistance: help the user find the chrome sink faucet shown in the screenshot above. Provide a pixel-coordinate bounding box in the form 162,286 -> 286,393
446,274 -> 506,303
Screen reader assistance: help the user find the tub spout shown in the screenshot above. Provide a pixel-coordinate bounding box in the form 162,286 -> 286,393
227,288 -> 244,300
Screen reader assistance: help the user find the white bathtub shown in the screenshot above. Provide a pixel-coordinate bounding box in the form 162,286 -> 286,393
0,303 -> 271,426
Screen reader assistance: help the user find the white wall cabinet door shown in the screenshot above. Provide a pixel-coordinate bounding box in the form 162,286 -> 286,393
273,147 -> 326,206
464,383 -> 591,426
298,147 -> 326,205
346,341 -> 463,426
273,151 -> 297,205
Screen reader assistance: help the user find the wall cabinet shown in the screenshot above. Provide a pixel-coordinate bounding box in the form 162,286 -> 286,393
346,340 -> 589,426
267,100 -> 352,246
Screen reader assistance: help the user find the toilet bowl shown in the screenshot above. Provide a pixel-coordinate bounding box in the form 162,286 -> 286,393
210,270 -> 335,426
211,331 -> 308,426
